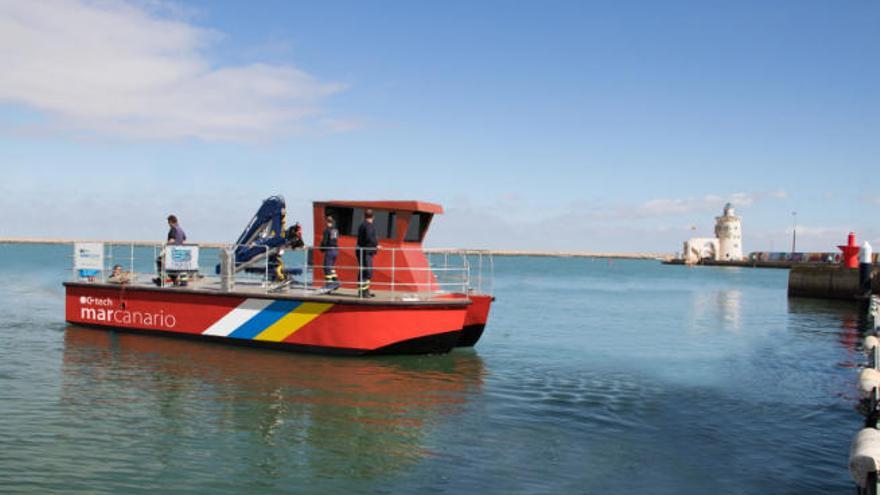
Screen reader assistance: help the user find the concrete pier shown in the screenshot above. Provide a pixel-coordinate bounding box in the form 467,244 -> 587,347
788,265 -> 880,300
664,258 -> 814,269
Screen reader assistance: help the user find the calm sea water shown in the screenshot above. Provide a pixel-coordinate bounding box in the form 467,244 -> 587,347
0,243 -> 866,494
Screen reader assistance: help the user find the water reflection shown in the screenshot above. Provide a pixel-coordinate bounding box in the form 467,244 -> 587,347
690,290 -> 743,333
61,326 -> 485,480
717,290 -> 742,331
787,297 -> 868,358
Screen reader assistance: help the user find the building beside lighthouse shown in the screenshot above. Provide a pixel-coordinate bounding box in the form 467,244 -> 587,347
681,203 -> 744,264
714,203 -> 743,261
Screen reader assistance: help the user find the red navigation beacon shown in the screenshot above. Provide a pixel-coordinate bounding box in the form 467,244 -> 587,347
838,232 -> 860,269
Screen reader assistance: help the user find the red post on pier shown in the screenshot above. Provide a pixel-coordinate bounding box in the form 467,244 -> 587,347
838,232 -> 860,269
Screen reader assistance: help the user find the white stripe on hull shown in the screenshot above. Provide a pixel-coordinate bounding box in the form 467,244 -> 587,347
202,298 -> 273,337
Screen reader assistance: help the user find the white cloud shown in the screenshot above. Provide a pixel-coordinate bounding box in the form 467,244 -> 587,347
768,189 -> 788,199
784,225 -> 849,238
429,189 -> 792,251
633,190 -> 788,218
0,0 -> 346,141
634,195 -> 727,216
0,185 -> 316,243
583,189 -> 788,220
433,204 -> 679,252
747,225 -> 880,253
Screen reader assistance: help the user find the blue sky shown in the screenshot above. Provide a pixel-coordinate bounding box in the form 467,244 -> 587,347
0,0 -> 877,252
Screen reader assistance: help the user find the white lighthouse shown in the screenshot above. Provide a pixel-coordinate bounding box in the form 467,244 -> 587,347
714,203 -> 743,261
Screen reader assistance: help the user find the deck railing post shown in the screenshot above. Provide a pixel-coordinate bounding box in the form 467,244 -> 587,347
875,345 -> 879,372
478,252 -> 483,293
490,253 -> 494,295
303,246 -> 309,289
444,251 -> 448,287
104,243 -> 110,283
391,248 -> 396,298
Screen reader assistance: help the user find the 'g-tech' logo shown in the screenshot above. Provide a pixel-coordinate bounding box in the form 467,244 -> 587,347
78,249 -> 100,259
79,296 -> 113,307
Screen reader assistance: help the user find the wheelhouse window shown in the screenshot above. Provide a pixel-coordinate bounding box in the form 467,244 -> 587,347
350,208 -> 364,235
327,206 -> 396,239
325,206 -> 354,236
371,210 -> 396,239
404,213 -> 433,242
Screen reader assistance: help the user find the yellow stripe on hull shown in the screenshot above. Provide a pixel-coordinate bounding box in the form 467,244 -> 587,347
253,302 -> 333,342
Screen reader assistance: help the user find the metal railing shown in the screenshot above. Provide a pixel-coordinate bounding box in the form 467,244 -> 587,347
69,242 -> 274,288
69,242 -> 493,300
291,245 -> 477,297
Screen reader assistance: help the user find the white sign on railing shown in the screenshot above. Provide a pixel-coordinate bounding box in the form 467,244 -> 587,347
74,242 -> 104,270
164,245 -> 199,271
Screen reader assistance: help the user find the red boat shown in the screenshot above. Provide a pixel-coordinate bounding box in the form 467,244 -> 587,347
63,198 -> 494,355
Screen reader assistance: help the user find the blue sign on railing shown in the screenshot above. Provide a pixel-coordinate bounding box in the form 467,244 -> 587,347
74,242 -> 104,270
164,245 -> 199,271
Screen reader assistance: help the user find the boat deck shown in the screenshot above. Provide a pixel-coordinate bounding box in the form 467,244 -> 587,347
65,275 -> 471,307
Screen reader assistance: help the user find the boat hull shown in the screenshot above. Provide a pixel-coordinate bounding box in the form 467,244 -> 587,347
458,294 -> 493,347
436,293 -> 493,347
64,283 -> 469,355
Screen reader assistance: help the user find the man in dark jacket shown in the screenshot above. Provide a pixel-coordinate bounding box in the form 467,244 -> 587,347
356,209 -> 378,297
155,214 -> 187,285
320,216 -> 339,284
167,215 -> 187,244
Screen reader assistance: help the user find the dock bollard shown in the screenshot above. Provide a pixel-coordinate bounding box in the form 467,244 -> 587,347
850,428 -> 880,494
872,296 -> 880,326
868,336 -> 880,370
861,368 -> 880,399
861,242 -> 874,300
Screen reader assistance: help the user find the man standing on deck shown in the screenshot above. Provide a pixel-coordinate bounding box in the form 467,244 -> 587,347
356,209 -> 378,297
321,215 -> 339,285
155,214 -> 187,285
166,215 -> 186,245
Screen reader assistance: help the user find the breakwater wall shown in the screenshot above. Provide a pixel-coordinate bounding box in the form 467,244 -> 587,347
664,258 -> 816,269
0,238 -> 670,260
788,266 -> 879,300
425,249 -> 668,260
0,237 -> 228,249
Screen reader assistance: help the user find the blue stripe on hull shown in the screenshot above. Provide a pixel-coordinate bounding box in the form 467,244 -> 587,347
227,300 -> 302,339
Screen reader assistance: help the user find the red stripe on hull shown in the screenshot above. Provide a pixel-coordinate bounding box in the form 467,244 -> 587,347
286,304 -> 467,350
64,284 -> 469,355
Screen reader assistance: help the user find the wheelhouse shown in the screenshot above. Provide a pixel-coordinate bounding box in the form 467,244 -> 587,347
312,200 -> 444,293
